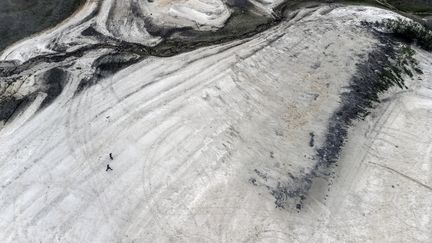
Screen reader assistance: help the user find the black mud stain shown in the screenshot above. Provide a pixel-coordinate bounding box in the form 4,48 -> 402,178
249,177 -> 258,186
0,95 -> 34,124
271,174 -> 312,208
270,151 -> 275,158
0,67 -> 68,124
40,67 -> 68,109
226,0 -> 253,9
254,169 -> 268,181
0,60 -> 19,74
76,52 -> 142,94
81,26 -> 101,37
80,26 -> 117,44
309,132 -> 315,147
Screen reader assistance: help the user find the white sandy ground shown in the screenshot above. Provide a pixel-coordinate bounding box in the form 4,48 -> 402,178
0,4 -> 431,242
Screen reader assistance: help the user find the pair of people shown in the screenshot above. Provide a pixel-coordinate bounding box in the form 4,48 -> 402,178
106,153 -> 114,171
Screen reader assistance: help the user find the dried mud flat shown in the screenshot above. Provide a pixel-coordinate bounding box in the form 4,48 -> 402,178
0,0 -> 431,242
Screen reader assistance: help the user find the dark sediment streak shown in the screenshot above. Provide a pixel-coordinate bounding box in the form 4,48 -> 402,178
76,52 -> 142,94
0,95 -> 36,124
40,67 -> 69,109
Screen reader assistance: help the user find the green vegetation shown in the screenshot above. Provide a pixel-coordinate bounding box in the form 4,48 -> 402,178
380,44 -> 422,90
374,18 -> 432,51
